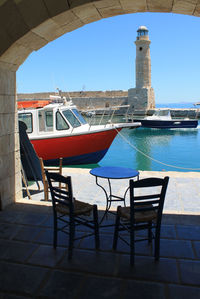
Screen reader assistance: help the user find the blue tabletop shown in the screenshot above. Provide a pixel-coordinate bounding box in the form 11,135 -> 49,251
90,166 -> 139,179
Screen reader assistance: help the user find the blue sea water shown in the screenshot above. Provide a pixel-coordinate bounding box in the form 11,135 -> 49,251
99,103 -> 200,172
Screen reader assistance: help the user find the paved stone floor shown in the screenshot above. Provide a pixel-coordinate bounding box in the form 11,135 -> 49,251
1,169 -> 200,298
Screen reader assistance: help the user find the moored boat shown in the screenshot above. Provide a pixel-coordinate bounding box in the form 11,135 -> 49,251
18,99 -> 140,166
131,110 -> 198,129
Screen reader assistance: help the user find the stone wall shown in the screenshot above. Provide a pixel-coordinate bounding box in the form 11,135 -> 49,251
17,90 -> 128,100
0,69 -> 21,209
128,87 -> 155,110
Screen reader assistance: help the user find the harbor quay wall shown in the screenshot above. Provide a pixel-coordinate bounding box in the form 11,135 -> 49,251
17,92 -> 200,119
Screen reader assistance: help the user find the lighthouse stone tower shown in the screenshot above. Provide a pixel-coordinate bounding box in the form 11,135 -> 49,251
128,26 -> 155,110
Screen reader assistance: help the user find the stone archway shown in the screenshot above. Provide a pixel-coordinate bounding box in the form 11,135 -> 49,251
0,0 -> 199,208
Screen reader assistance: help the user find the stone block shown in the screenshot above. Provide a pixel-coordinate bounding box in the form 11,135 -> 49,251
172,0 -> 196,15
0,25 -> 13,56
14,0 -> 49,29
98,6 -> 125,18
0,43 -> 31,69
0,113 -> 16,136
148,0 -> 173,12
52,10 -> 78,27
0,0 -> 29,41
0,69 -> 15,96
0,61 -> 17,72
16,31 -> 48,51
0,152 -> 15,180
32,18 -> 65,42
61,19 -> 84,33
120,0 -> 147,12
43,0 -> 69,17
194,3 -> 200,16
0,95 -> 16,114
72,3 -> 102,24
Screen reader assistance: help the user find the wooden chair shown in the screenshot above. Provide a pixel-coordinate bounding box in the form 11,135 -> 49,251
113,176 -> 169,266
45,171 -> 100,259
39,157 -> 63,201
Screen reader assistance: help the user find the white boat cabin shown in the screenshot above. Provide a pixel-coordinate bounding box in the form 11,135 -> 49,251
18,103 -> 89,138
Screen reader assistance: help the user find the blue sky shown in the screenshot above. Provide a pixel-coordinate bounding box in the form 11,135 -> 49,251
17,12 -> 200,104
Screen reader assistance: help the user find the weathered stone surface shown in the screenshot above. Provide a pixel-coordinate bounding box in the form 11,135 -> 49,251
0,95 -> 16,113
0,43 -> 31,68
14,0 -> 49,29
43,0 -> 69,17
95,0 -> 124,18
52,10 -> 78,27
0,0 -> 29,41
16,31 -> 48,51
194,2 -> 200,16
120,0 -> 147,13
0,70 -> 15,95
72,3 -> 102,24
32,18 -> 65,42
147,0 -> 173,12
172,0 -> 196,15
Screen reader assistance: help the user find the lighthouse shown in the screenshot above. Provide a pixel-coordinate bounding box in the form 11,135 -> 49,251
128,26 -> 155,110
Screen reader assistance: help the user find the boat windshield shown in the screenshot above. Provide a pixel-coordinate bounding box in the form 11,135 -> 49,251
62,109 -> 87,128
154,110 -> 171,117
72,109 -> 87,124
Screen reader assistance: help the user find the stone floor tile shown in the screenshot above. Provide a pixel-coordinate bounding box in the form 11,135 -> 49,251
15,213 -> 49,226
0,240 -> 38,263
123,279 -> 166,299
28,245 -> 66,267
193,241 -> 200,259
34,228 -> 53,245
0,223 -> 21,240
117,255 -> 179,283
160,225 -> 177,239
160,239 -> 195,259
0,261 -> 48,296
167,284 -> 200,299
0,293 -> 30,299
38,270 -> 84,298
76,276 -> 123,299
176,225 -> 200,241
58,249 -> 118,276
13,226 -> 42,242
179,259 -> 200,286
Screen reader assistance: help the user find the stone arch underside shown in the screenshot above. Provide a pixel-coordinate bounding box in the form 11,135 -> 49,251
0,0 -> 200,208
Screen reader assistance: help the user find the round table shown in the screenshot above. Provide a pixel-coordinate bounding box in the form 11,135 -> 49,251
90,166 -> 139,222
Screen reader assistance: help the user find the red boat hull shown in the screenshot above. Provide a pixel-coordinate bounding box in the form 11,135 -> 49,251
30,128 -> 121,166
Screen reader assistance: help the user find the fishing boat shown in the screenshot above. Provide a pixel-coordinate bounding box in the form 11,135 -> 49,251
131,110 -> 198,129
18,98 -> 140,166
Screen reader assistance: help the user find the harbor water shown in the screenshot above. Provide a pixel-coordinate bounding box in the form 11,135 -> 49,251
99,126 -> 200,172
83,103 -> 200,172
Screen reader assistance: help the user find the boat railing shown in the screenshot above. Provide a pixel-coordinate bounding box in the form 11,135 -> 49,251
87,105 -> 130,129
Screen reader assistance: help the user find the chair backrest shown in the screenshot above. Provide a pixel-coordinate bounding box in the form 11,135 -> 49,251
129,177 -> 169,224
45,171 -> 74,210
39,158 -> 63,179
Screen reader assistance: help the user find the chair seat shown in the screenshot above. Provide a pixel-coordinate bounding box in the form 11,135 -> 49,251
119,205 -> 157,223
56,200 -> 93,216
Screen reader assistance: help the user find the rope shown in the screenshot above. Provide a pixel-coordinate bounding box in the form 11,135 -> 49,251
114,126 -> 200,171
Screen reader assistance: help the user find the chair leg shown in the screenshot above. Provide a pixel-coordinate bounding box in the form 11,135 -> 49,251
155,226 -> 161,261
130,220 -> 135,266
44,180 -> 49,201
113,207 -> 120,250
93,204 -> 100,249
68,218 -> 75,260
53,212 -> 57,249
148,221 -> 152,243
